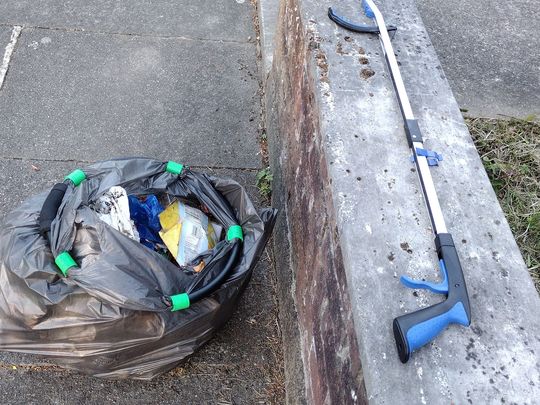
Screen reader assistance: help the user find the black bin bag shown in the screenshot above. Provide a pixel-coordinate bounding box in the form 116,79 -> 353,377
0,158 -> 277,379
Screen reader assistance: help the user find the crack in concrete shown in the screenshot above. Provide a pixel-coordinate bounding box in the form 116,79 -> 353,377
0,23 -> 253,45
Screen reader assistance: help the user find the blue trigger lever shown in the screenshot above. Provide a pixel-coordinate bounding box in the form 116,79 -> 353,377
400,259 -> 448,294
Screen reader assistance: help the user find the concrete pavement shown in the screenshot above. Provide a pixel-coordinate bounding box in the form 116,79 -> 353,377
0,1 -> 284,403
416,0 -> 540,118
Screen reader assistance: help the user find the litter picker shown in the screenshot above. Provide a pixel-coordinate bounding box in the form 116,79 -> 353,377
329,1 -> 471,363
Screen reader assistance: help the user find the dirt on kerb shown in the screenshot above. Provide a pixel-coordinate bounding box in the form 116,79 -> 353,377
360,68 -> 375,79
467,117 -> 540,292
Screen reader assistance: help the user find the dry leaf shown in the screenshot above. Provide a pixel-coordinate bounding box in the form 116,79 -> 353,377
193,261 -> 205,273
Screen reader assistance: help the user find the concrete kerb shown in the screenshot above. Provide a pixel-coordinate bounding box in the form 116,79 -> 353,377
261,0 -> 540,403
258,0 -> 280,75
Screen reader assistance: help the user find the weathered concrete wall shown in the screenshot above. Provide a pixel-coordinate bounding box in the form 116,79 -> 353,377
266,0 -> 365,403
265,0 -> 540,404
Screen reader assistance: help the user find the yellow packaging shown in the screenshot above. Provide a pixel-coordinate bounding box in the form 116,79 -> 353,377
159,201 -> 222,266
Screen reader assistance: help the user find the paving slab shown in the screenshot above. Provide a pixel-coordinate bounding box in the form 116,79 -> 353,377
0,28 -> 261,168
0,158 -> 283,404
0,26 -> 12,47
0,0 -> 283,402
416,0 -> 540,118
0,0 -> 255,42
0,159 -> 77,219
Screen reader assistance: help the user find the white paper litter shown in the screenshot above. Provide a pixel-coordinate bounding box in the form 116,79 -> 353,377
91,186 -> 139,241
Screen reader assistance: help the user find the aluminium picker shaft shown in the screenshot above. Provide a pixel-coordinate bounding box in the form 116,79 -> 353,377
330,1 -> 472,362
362,0 -> 472,363
364,1 -> 447,234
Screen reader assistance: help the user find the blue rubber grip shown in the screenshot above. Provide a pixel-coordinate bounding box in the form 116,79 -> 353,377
393,233 -> 471,363
406,302 -> 469,353
362,0 -> 375,18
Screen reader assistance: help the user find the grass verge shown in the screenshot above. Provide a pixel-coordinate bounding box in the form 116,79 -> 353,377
467,117 -> 540,292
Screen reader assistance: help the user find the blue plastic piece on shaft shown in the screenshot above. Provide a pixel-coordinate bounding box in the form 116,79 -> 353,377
411,147 -> 443,166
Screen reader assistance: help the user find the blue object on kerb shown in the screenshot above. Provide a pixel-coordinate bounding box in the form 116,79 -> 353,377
406,301 -> 469,353
401,259 -> 449,295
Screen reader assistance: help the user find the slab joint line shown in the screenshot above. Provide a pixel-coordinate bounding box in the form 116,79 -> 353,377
0,156 -> 260,172
0,23 -> 251,45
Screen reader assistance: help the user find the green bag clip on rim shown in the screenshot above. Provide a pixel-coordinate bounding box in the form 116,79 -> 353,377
227,225 -> 243,242
55,251 -> 78,277
170,293 -> 190,311
166,161 -> 184,175
64,169 -> 86,186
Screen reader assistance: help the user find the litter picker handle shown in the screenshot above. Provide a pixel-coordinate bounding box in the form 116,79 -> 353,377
39,183 -> 68,237
393,234 -> 471,362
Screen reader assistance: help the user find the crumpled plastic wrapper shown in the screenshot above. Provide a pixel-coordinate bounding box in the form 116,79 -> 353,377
0,158 -> 277,379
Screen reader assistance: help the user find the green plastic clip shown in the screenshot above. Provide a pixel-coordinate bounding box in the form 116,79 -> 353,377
226,225 -> 243,242
64,169 -> 86,186
170,293 -> 190,311
166,161 -> 184,175
55,251 -> 78,277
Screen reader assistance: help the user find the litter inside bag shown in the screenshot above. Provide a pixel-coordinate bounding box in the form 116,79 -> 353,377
128,193 -> 165,250
159,200 -> 223,266
90,186 -> 140,242
92,186 -> 225,268
0,158 -> 277,380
